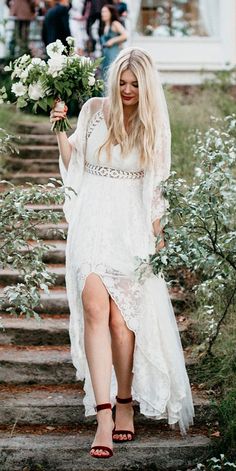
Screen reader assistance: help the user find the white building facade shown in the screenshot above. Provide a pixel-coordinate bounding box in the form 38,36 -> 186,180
128,0 -> 236,84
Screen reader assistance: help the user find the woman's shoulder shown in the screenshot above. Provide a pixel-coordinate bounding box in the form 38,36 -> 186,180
112,20 -> 123,31
83,96 -> 108,114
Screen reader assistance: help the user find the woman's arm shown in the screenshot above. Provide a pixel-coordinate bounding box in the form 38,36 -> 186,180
105,21 -> 127,46
151,185 -> 168,251
50,105 -> 72,170
153,218 -> 165,251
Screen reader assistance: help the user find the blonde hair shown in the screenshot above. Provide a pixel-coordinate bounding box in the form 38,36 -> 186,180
99,47 -> 168,169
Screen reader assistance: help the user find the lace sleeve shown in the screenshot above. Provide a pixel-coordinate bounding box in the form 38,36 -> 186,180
151,73 -> 171,226
151,185 -> 169,223
59,99 -> 91,223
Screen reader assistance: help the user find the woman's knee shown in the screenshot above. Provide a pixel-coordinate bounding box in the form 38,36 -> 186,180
83,297 -> 109,325
109,308 -> 127,334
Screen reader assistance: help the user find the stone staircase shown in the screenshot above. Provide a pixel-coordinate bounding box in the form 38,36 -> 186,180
0,122 -> 215,471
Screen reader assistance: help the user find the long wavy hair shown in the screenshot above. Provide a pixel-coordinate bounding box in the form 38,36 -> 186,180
99,47 -> 169,169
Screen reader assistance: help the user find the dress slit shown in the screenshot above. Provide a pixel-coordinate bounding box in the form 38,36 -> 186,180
80,271 -> 137,336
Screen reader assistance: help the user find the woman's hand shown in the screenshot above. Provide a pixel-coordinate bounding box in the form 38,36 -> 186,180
155,235 -> 165,252
50,100 -> 68,127
104,39 -> 114,48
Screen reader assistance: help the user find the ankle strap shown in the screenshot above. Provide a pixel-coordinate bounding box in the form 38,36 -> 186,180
96,403 -> 112,412
116,396 -> 132,404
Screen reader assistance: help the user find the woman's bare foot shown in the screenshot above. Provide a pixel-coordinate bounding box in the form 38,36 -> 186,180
90,409 -> 114,458
113,402 -> 134,441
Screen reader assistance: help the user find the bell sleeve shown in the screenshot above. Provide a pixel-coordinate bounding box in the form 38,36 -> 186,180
59,99 -> 91,224
151,78 -> 171,230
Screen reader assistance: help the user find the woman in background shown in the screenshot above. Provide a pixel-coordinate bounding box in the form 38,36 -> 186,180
100,4 -> 127,79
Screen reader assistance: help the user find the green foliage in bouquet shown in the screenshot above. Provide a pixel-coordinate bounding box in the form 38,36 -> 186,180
1,37 -> 103,132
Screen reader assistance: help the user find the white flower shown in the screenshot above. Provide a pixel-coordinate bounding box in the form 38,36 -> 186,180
66,36 -> 75,46
26,64 -> 34,72
20,69 -> 29,80
0,99 -> 3,104
28,82 -> 44,101
48,55 -> 66,77
19,54 -> 30,64
11,82 -> 27,97
11,66 -> 22,79
79,56 -> 92,66
4,65 -> 12,72
46,40 -> 65,58
31,58 -> 43,65
88,73 -> 95,86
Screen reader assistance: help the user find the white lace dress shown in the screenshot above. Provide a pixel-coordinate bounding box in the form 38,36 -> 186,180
59,98 -> 194,434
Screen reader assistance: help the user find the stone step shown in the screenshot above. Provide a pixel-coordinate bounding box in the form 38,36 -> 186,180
0,426 -> 212,471
36,222 -> 67,240
1,287 -> 69,314
21,240 -> 66,264
0,346 -> 76,384
16,122 -> 54,135
15,122 -> 76,135
0,265 -> 66,287
6,157 -> 60,173
4,172 -> 61,185
0,315 -> 193,348
0,345 -> 196,385
0,384 -> 216,426
26,204 -> 63,213
0,315 -> 69,345
1,286 -> 188,315
16,145 -> 59,159
18,134 -> 58,145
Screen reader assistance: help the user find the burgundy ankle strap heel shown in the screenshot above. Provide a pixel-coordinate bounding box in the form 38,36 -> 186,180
90,402 -> 113,459
112,396 -> 135,443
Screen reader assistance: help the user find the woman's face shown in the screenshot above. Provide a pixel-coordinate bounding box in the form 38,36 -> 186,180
101,7 -> 111,22
120,69 -> 139,107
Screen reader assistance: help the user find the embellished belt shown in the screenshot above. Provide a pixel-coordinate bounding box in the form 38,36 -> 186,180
85,162 -> 144,179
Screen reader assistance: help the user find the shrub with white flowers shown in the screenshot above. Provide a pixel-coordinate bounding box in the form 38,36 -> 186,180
147,114 -> 236,355
2,37 -> 103,132
192,454 -> 236,470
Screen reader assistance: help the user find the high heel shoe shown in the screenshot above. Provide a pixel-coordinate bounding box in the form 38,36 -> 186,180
90,403 -> 113,459
112,396 -> 135,443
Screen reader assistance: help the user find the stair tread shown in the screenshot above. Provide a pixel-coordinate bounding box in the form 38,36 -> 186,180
0,425 -> 212,471
0,426 -> 211,446
17,145 -> 59,150
0,265 -> 65,276
5,172 -> 60,177
0,384 -> 210,407
0,345 -> 195,366
0,314 -> 69,330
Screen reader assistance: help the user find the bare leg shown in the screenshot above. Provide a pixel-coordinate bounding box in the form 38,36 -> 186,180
109,298 -> 135,440
82,274 -> 114,457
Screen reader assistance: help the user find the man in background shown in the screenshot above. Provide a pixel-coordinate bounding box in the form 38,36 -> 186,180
42,0 -> 71,48
10,0 -> 37,54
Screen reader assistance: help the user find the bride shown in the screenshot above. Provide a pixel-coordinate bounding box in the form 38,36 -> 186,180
50,47 -> 194,459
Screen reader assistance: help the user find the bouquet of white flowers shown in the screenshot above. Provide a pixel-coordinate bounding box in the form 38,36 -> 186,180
1,37 -> 103,132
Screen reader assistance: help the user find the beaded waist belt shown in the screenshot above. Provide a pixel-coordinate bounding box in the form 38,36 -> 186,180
85,162 -> 144,179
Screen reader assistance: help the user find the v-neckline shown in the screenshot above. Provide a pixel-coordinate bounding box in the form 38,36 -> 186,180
98,112 -> 120,149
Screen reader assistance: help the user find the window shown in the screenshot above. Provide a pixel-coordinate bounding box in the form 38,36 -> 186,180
136,0 -> 220,37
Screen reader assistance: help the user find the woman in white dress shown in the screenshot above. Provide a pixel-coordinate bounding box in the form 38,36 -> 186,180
50,47 -> 194,459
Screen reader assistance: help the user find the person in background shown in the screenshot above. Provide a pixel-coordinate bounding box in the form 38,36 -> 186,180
10,0 -> 37,54
112,0 -> 127,26
82,0 -> 113,53
69,0 -> 89,55
100,4 -> 127,80
42,0 -> 71,48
